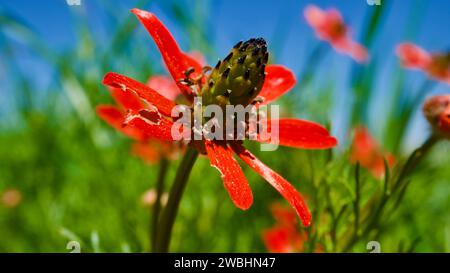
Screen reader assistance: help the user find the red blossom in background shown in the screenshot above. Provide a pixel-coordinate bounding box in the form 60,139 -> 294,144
350,126 -> 395,179
263,226 -> 305,253
147,50 -> 206,102
304,5 -> 369,63
262,203 -> 307,253
1,188 -> 22,209
132,141 -> 182,164
423,94 -> 450,138
397,43 -> 450,85
97,9 -> 338,226
147,76 -> 181,102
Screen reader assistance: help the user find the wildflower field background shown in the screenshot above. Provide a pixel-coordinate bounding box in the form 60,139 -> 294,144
0,0 -> 449,253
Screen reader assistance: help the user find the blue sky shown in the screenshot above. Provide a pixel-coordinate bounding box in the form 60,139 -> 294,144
0,0 -> 449,149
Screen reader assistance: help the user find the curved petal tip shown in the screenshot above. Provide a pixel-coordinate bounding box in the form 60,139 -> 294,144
131,8 -> 153,19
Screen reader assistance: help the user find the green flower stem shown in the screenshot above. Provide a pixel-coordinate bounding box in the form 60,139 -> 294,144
364,135 -> 439,235
341,135 -> 440,252
151,158 -> 169,252
393,135 -> 439,189
353,163 -> 361,239
389,80 -> 435,153
155,147 -> 199,253
298,43 -> 327,88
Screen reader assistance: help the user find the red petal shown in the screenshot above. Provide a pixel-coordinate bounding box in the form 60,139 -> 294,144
423,95 -> 450,136
369,153 -> 396,180
131,9 -> 203,98
103,72 -> 176,117
350,126 -> 379,167
187,51 -> 207,66
350,126 -> 395,179
124,109 -> 175,142
262,226 -> 296,253
132,142 -> 161,164
333,39 -> 369,63
258,65 -> 296,105
304,5 -> 345,42
304,5 -> 326,29
96,105 -> 124,129
205,140 -> 253,210
270,203 -> 297,227
109,87 -> 144,112
257,118 -> 338,149
439,112 -> 450,137
230,143 -> 311,226
396,43 -> 431,69
348,42 -> 369,63
96,105 -> 145,140
147,75 -> 181,101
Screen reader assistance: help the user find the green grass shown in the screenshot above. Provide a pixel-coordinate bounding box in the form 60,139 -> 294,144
0,0 -> 449,253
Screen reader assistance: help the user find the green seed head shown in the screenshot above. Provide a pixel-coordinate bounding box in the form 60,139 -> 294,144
202,38 -> 268,107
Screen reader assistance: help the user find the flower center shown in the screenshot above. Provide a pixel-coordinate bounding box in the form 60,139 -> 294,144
429,53 -> 450,77
327,20 -> 347,40
202,38 -> 268,107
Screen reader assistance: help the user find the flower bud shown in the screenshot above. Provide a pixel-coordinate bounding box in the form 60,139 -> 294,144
428,53 -> 450,80
202,38 -> 268,107
423,94 -> 450,138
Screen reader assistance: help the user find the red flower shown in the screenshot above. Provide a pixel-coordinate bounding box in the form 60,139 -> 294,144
270,202 -> 298,226
423,94 -> 450,138
1,188 -> 22,209
262,203 -> 306,253
397,43 -> 450,85
263,225 -> 305,253
131,141 -> 183,164
304,5 -> 369,63
98,9 -> 338,226
147,75 -> 181,101
350,126 -> 395,179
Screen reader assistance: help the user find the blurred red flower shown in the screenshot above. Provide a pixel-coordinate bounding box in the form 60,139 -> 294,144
263,225 -> 305,253
262,203 -> 308,253
131,140 -> 183,164
1,188 -> 22,208
304,5 -> 369,63
423,94 -> 450,138
97,9 -> 338,226
350,126 -> 395,179
397,43 -> 450,85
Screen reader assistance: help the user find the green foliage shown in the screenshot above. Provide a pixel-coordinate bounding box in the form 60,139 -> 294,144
0,1 -> 449,253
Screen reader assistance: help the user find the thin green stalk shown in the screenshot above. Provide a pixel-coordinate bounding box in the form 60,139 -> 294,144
155,147 -> 199,253
393,135 -> 439,189
341,135 -> 440,252
390,80 -> 435,152
298,43 -> 327,88
331,205 -> 347,252
151,158 -> 169,252
353,163 -> 361,239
